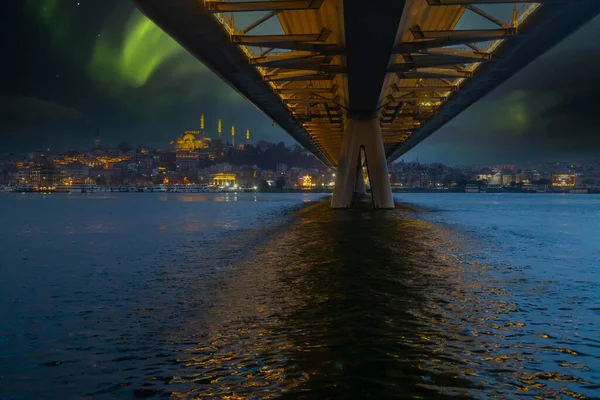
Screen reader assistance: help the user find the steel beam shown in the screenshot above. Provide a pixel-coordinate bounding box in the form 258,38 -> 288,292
380,118 -> 421,123
389,57 -> 485,71
232,28 -> 331,44
412,27 -> 515,40
275,86 -> 336,94
252,52 -> 325,64
393,85 -> 457,92
397,68 -> 472,79
264,72 -> 334,82
395,28 -> 515,52
464,5 -> 507,28
251,54 -> 336,70
303,123 -> 343,126
205,0 -> 324,12
389,96 -> 445,102
283,97 -> 338,104
307,114 -> 344,120
307,115 -> 343,119
245,43 -> 343,54
414,48 -> 492,59
238,11 -> 279,35
264,63 -> 345,73
395,107 -> 438,112
289,105 -> 342,112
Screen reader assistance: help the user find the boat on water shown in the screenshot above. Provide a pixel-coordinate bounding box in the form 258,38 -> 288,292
15,184 -> 37,193
465,184 -> 482,193
569,187 -> 588,194
69,184 -> 90,193
54,185 -> 70,193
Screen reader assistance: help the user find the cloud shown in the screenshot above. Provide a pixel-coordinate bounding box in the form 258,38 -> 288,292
0,96 -> 84,124
0,96 -> 88,151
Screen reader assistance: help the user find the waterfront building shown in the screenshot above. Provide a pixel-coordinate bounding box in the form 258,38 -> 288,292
552,173 -> 578,187
15,169 -> 28,184
213,173 -> 236,186
210,163 -> 233,173
64,163 -> 90,183
501,171 -> 516,185
276,163 -> 288,174
29,162 -> 60,187
176,152 -> 200,172
488,171 -> 502,185
137,157 -> 154,169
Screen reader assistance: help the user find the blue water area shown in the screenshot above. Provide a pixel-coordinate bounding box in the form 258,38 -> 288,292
0,192 -> 598,398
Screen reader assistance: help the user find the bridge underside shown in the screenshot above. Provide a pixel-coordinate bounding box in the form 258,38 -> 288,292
133,0 -> 600,208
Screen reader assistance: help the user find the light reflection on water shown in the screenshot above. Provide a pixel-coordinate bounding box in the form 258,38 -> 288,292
169,201 -> 599,399
0,193 -> 598,398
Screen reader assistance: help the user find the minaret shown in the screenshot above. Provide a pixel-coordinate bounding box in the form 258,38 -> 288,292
200,114 -> 205,131
231,125 -> 235,147
218,119 -> 222,139
246,129 -> 250,145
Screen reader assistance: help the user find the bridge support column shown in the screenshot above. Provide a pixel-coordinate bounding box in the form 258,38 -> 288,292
331,115 -> 394,209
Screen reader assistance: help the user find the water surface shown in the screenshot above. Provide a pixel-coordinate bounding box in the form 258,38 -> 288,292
0,193 -> 598,398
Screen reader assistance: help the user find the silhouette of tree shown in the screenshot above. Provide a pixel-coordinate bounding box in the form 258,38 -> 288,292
117,141 -> 133,154
275,176 -> 286,190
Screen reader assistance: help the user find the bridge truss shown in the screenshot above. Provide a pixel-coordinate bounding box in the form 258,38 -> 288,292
134,0 -> 600,207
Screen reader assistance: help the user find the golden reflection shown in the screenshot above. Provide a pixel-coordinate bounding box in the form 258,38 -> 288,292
160,201 -> 596,399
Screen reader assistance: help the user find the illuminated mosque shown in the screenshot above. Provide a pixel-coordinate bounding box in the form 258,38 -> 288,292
170,114 -> 212,151
170,114 -> 251,151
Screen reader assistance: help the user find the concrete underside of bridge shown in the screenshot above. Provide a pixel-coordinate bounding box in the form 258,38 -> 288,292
331,116 -> 394,209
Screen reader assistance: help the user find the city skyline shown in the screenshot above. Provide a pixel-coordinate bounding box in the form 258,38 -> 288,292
1,2 -> 600,163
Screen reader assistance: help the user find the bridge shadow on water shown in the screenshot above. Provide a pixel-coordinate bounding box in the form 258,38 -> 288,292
165,199 -> 596,399
270,202 -> 474,399
169,200 -> 492,399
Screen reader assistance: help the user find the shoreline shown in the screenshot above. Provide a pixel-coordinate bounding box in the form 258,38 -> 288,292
2,189 -> 599,195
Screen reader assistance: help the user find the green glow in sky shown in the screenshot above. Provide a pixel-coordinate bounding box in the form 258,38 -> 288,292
491,90 -> 530,132
90,12 -> 190,90
26,0 -> 250,109
32,0 -> 80,46
30,0 -> 203,91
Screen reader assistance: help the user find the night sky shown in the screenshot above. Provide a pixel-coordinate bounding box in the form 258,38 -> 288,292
1,1 -> 599,164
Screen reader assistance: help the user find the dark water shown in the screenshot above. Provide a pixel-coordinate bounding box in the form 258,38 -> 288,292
0,193 -> 599,399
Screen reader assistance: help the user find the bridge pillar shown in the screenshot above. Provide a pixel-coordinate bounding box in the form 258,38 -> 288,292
331,115 -> 394,209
